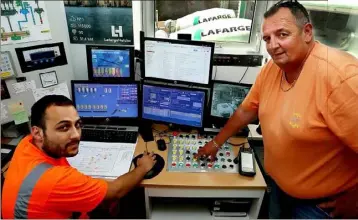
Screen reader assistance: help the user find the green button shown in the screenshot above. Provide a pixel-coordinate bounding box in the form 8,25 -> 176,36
221,158 -> 225,162
214,164 -> 220,169
193,164 -> 198,168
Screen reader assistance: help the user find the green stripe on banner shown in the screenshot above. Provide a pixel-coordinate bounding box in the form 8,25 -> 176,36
193,16 -> 200,25
193,29 -> 202,40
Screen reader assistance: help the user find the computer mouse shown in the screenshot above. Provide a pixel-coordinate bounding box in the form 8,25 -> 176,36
256,125 -> 262,135
156,139 -> 167,151
132,153 -> 165,179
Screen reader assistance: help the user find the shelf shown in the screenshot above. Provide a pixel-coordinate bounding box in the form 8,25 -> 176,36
151,198 -> 250,220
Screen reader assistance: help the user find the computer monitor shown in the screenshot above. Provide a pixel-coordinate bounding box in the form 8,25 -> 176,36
71,80 -> 139,124
86,45 -> 134,81
142,83 -> 208,128
143,37 -> 214,85
209,81 -> 251,125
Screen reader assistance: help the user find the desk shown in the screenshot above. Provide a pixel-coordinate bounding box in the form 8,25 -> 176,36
2,132 -> 267,219
133,129 -> 267,219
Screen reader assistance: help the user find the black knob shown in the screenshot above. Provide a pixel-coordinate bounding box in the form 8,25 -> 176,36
191,135 -> 196,139
229,164 -> 234,169
179,135 -> 183,138
222,165 -> 227,169
227,159 -> 232,162
201,163 -> 205,167
198,141 -> 202,144
186,156 -> 190,160
186,150 -> 190,154
206,158 -> 211,162
186,135 -> 190,138
219,153 -> 224,156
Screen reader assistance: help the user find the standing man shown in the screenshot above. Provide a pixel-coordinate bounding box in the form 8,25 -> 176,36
2,95 -> 156,218
197,0 -> 357,218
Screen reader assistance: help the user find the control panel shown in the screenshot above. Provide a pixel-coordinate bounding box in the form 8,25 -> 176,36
213,54 -> 263,67
167,133 -> 239,173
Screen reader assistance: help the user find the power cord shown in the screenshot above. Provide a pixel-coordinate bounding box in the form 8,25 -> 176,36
213,66 -> 218,80
134,58 -> 143,80
238,67 -> 249,83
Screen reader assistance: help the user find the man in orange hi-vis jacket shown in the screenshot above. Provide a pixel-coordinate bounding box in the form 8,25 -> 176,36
2,95 -> 155,218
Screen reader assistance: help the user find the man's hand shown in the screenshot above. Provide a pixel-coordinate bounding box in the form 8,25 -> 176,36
318,185 -> 358,218
136,152 -> 156,173
195,141 -> 219,162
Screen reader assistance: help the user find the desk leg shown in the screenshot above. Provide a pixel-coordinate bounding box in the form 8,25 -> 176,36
249,189 -> 265,219
144,188 -> 152,219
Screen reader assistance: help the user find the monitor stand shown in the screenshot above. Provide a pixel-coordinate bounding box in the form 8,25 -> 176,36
138,120 -> 154,142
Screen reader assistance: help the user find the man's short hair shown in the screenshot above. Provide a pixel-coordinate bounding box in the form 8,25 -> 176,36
31,95 -> 74,130
264,0 -> 310,29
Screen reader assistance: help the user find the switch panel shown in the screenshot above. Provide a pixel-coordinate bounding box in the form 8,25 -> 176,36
213,54 -> 263,67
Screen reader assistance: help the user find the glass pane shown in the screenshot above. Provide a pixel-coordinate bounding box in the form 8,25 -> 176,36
155,0 -> 257,43
300,1 -> 358,57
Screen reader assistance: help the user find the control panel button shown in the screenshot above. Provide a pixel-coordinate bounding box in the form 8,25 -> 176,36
226,152 -> 231,157
171,162 -> 177,167
222,165 -> 227,169
227,159 -> 232,162
229,164 -> 234,169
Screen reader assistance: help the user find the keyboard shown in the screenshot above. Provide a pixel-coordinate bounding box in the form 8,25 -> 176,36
81,129 -> 138,143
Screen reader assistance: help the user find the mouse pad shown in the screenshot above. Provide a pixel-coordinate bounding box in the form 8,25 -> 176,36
132,153 -> 165,179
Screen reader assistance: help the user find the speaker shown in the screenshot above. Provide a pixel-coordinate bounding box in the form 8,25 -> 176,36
178,33 -> 191,40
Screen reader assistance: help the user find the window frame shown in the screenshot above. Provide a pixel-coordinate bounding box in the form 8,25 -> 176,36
141,0 -> 270,55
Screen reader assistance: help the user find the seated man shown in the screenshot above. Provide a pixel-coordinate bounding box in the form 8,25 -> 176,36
2,95 -> 155,218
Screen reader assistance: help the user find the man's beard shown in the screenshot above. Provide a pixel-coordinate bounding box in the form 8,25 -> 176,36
42,134 -> 80,159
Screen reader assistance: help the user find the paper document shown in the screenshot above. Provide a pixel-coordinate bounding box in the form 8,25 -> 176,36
1,148 -> 11,154
8,101 -> 29,125
67,141 -> 136,178
12,80 -> 36,94
1,102 -> 8,121
33,83 -> 70,101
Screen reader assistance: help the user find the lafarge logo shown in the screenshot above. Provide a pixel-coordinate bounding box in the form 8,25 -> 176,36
111,25 -> 123,37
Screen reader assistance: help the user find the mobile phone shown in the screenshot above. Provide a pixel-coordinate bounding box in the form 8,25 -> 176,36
239,147 -> 256,177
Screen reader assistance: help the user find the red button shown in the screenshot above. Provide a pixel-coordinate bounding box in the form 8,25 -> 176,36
172,162 -> 177,167
226,152 -> 231,157
207,164 -> 213,168
186,163 -> 191,167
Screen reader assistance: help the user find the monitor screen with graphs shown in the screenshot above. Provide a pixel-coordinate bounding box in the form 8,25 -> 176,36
86,45 -> 134,80
71,81 -> 139,119
142,83 -> 207,128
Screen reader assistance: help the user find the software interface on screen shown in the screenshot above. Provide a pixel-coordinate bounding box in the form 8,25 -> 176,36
73,83 -> 138,118
144,40 -> 212,84
142,85 -> 206,127
211,83 -> 250,118
91,49 -> 130,78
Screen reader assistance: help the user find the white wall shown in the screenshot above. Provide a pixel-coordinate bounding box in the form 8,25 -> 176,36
1,1 -> 75,124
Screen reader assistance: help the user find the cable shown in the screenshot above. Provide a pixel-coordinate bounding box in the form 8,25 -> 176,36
134,58 -> 143,80
213,65 -> 218,80
226,141 -> 248,147
238,67 -> 249,84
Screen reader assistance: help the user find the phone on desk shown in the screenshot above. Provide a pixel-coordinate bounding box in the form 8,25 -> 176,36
238,147 -> 256,177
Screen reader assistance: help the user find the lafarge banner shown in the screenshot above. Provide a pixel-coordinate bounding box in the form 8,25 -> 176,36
64,0 -> 133,45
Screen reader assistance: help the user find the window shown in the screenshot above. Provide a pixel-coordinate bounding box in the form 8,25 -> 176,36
300,1 -> 358,57
142,0 -> 269,54
155,0 -> 256,43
